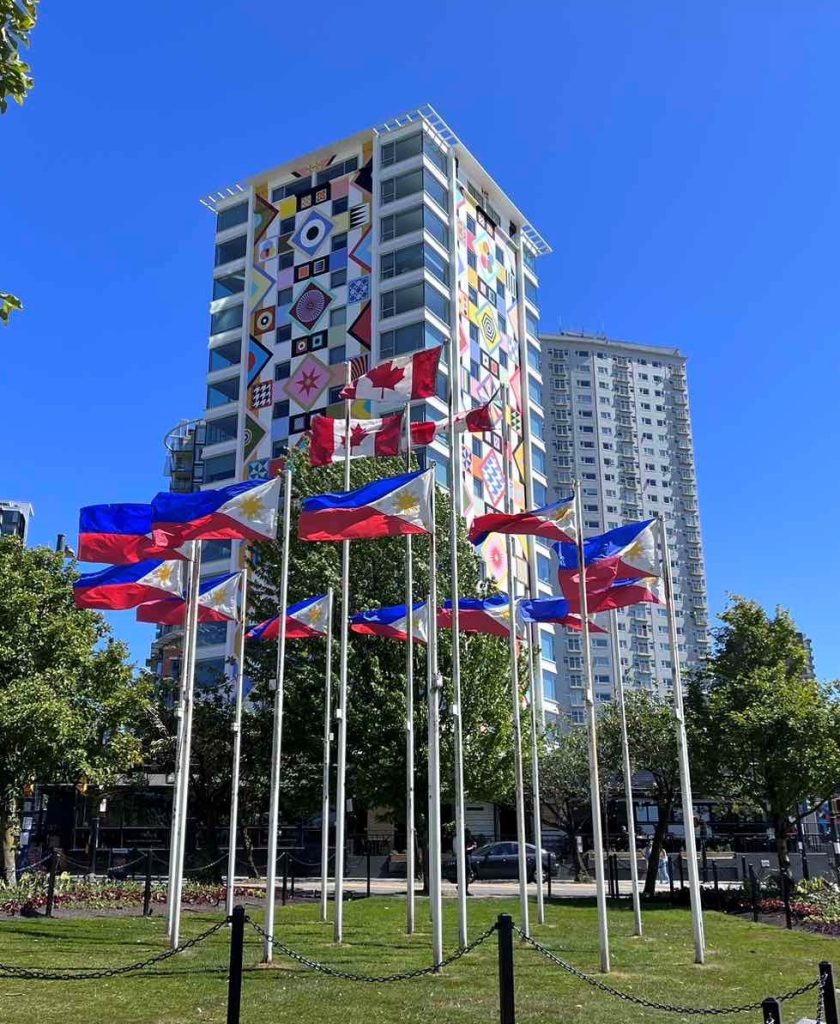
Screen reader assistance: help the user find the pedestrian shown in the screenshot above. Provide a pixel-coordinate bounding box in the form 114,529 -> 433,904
464,829 -> 477,895
657,847 -> 670,885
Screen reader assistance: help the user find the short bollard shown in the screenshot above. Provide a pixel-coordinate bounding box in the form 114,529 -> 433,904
761,996 -> 782,1024
749,865 -> 759,923
45,850 -> 58,918
226,905 -> 246,1024
142,848 -> 153,917
820,962 -> 839,1024
497,913 -> 515,1024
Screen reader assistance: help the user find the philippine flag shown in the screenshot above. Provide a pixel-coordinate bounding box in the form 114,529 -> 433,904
73,559 -> 185,610
247,594 -> 331,641
555,519 -> 658,586
438,595 -> 515,637
136,572 -> 241,625
469,496 -> 577,547
298,469 -> 434,542
518,596 -> 607,633
351,602 -> 429,644
588,575 -> 665,614
78,503 -> 186,564
339,347 -> 442,403
151,478 -> 282,547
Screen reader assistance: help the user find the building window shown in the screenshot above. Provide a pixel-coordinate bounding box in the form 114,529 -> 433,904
532,447 -> 546,475
195,657 -> 227,689
424,206 -> 449,247
381,281 -> 423,320
204,414 -> 238,446
531,412 -> 544,441
533,481 -> 547,505
272,441 -> 288,459
332,197 -> 348,216
428,451 -> 450,488
204,452 -> 236,483
540,632 -> 556,662
423,171 -> 448,211
330,306 -> 347,326
201,539 -> 232,563
277,286 -> 294,306
332,232 -> 347,252
537,553 -> 551,583
208,340 -> 241,372
381,242 -> 424,280
210,304 -> 243,336
526,311 -> 539,338
381,204 -> 423,242
525,279 -> 539,305
474,478 -> 484,500
379,321 -> 424,359
528,377 -> 542,408
212,270 -> 246,300
206,376 -> 239,408
380,130 -> 423,167
435,371 -> 448,403
423,133 -> 447,171
424,245 -> 449,285
273,400 -> 290,420
274,360 -> 291,381
197,622 -> 228,648
216,202 -> 248,233
330,269 -> 347,288
329,345 -> 346,365
214,235 -> 247,267
425,284 -> 450,325
542,670 -> 558,702
381,168 -> 423,204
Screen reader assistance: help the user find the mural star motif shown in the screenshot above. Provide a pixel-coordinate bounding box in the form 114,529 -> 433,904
295,367 -> 322,397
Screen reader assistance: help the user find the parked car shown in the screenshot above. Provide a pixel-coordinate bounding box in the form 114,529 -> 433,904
443,841 -> 557,883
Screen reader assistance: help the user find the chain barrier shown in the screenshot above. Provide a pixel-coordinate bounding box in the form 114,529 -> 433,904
515,928 -> 821,1016
814,973 -> 826,1024
0,919 -> 228,980
247,917 -> 496,982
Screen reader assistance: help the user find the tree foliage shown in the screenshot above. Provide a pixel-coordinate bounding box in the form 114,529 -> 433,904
689,596 -> 840,875
0,538 -> 150,883
539,723 -> 592,879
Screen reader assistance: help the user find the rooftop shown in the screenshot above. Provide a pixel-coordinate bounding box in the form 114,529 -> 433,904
541,330 -> 685,361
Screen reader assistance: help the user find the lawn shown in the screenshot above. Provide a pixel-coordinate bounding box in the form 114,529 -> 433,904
0,897 -> 835,1024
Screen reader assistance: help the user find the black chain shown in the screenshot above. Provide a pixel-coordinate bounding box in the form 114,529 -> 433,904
815,973 -> 827,1024
0,919 -> 228,980
516,928 -> 821,1016
247,917 -> 496,982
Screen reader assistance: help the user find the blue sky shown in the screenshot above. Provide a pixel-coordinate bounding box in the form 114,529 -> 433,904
2,3 -> 839,677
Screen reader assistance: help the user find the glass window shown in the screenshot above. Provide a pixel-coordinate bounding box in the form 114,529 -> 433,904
528,377 -> 542,407
380,281 -> 424,320
274,360 -> 291,381
531,412 -> 544,441
534,481 -> 547,505
332,197 -> 348,216
208,340 -> 241,372
206,376 -> 239,408
424,246 -> 449,285
330,268 -> 346,287
381,168 -> 423,205
542,670 -> 558,702
381,130 -> 423,167
467,250 -> 477,270
204,451 -> 236,483
277,286 -> 293,306
381,204 -> 423,242
214,235 -> 247,267
201,539 -> 232,563
424,206 -> 449,247
210,304 -> 243,336
272,440 -> 288,459
526,311 -> 540,338
424,170 -> 448,211
532,447 -> 546,475
540,631 -> 556,661
273,400 -> 290,420
216,202 -> 248,233
527,345 -> 541,372
381,242 -> 424,280
197,622 -> 228,648
195,657 -> 227,689
525,279 -> 539,305
425,284 -> 450,324
537,553 -> 551,584
330,306 -> 346,326
329,344 -> 346,365
423,134 -> 447,172
212,270 -> 246,300
204,413 -> 238,446
429,451 -> 450,488
332,232 -> 347,252
380,321 -> 424,359
435,370 -> 448,402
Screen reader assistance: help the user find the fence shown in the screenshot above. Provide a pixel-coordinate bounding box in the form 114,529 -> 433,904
0,907 -> 835,1024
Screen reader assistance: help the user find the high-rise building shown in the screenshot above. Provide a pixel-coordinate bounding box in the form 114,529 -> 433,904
0,500 -> 34,544
540,331 -> 709,721
198,105 -> 559,716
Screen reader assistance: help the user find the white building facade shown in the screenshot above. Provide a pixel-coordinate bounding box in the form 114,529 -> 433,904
539,331 -> 709,721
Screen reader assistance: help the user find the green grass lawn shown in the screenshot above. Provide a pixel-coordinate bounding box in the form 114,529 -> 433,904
0,897 -> 835,1024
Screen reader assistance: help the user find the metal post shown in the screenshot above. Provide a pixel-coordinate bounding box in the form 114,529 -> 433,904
497,913 -> 516,1024
263,470 -> 293,962
226,905 -> 246,1024
678,853 -> 685,891
143,848 -> 153,917
797,818 -> 811,881
782,873 -> 793,930
702,839 -> 708,883
820,962 -> 838,1024
547,863 -> 552,901
761,997 -> 783,1024
403,413 -> 417,935
712,860 -> 720,910
165,594 -> 190,938
658,515 -> 705,963
290,860 -> 295,898
525,628 -> 546,924
171,540 -> 202,949
320,588 -> 334,924
669,857 -> 675,897
749,865 -> 759,922
609,610 -> 642,935
333,367 -> 353,944
226,569 -> 248,919
427,477 -> 444,967
742,855 -> 748,881
45,850 -> 57,917
366,843 -> 371,899
574,481 -> 610,972
282,852 -> 288,906
501,382 -> 530,939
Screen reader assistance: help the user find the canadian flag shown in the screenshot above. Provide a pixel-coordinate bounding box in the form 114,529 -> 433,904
454,394 -> 501,433
310,414 -> 438,466
339,347 -> 442,403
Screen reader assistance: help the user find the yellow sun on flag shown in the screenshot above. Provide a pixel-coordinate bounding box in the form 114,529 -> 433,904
547,505 -> 574,523
156,563 -> 174,585
207,588 -> 227,608
238,494 -> 265,519
393,491 -> 420,516
300,604 -> 320,624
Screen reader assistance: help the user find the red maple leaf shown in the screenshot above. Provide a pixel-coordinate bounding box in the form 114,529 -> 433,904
346,423 -> 369,449
366,360 -> 406,394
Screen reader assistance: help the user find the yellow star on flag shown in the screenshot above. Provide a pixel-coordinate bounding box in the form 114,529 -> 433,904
156,563 -> 174,585
238,494 -> 265,519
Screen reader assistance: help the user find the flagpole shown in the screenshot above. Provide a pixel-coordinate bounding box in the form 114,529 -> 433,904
225,567 -> 248,920
320,587 -> 334,924
403,412 -> 416,934
262,468 -> 293,963
525,625 -> 546,924
333,366 -> 353,943
658,514 -> 705,963
574,481 -> 610,972
427,478 -> 443,967
165,542 -> 196,939
501,382 -> 530,937
170,540 -> 202,949
609,609 -> 642,937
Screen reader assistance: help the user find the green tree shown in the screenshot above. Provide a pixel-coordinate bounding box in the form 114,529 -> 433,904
0,538 -> 151,883
690,596 -> 840,877
599,691 -> 681,895
1,0 -> 38,324
539,723 -> 592,880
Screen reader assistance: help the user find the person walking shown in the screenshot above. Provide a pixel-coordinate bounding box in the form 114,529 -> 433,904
657,846 -> 670,885
464,829 -> 477,895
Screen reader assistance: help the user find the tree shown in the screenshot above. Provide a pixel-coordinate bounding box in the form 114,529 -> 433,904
539,723 -> 593,880
599,691 -> 681,896
1,0 -> 38,325
690,596 -> 840,877
0,538 -> 151,883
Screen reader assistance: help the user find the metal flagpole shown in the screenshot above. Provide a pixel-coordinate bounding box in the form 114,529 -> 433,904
262,469 -> 293,963
225,568 -> 248,919
319,588 -> 334,924
501,382 -> 530,936
333,365 -> 353,943
658,514 -> 705,963
608,609 -> 642,936
170,540 -> 202,949
166,541 -> 197,939
403,413 -> 416,934
574,481 -> 610,972
525,627 -> 546,924
427,479 -> 443,967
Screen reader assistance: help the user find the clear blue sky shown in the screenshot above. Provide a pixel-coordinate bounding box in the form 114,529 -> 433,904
2,3 -> 839,677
